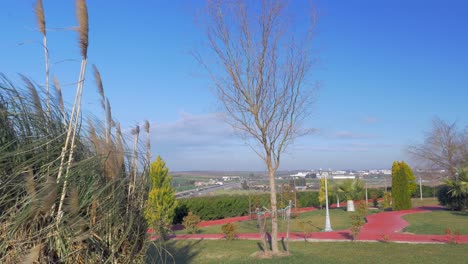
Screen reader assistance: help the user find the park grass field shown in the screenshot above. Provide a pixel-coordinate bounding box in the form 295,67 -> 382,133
176,208 -> 375,235
146,240 -> 468,264
403,210 -> 468,235
411,197 -> 439,207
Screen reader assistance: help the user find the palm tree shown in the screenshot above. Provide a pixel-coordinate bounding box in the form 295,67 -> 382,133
444,169 -> 468,210
338,179 -> 364,212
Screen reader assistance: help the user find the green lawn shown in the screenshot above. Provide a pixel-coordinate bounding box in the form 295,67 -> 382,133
146,240 -> 468,264
411,197 -> 439,208
176,208 -> 374,235
403,210 -> 468,235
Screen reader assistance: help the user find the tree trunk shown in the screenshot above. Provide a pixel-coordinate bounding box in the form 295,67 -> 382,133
257,211 -> 268,252
268,168 -> 279,253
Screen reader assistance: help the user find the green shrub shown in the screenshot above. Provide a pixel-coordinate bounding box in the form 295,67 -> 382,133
392,161 -> 416,210
173,191 -> 327,224
350,201 -> 368,240
221,223 -> 237,240
296,191 -> 331,208
412,185 -> 442,198
182,212 -> 201,234
381,192 -> 392,210
438,185 -> 468,211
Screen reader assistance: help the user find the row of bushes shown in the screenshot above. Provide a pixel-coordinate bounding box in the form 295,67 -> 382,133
173,187 -> 387,223
412,185 -> 443,198
174,185 -> 447,224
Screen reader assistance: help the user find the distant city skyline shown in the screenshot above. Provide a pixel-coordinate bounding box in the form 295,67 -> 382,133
0,1 -> 467,171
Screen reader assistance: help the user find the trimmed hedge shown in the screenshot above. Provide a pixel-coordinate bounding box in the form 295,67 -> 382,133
173,188 -> 388,224
174,191 -> 335,223
412,185 -> 443,198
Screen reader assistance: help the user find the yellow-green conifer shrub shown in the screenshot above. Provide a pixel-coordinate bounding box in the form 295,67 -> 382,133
144,156 -> 177,239
391,161 -> 416,210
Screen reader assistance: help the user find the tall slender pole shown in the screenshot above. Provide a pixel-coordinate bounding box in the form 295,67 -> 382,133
324,171 -> 332,232
419,175 -> 423,200
365,183 -> 368,203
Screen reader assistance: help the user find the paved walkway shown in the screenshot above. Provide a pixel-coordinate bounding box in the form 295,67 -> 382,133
156,205 -> 468,244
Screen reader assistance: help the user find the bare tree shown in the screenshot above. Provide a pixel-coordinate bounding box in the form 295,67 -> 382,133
408,117 -> 467,179
197,0 -> 317,254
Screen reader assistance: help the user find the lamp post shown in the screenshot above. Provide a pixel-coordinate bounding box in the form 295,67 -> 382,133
419,174 -> 423,200
324,169 -> 332,232
365,181 -> 368,204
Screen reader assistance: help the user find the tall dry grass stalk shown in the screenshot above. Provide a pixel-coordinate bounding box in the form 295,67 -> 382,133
56,0 -> 89,222
93,64 -> 105,110
128,125 -> 140,201
145,120 -> 151,166
53,76 -> 65,120
76,0 -> 88,59
35,0 -> 50,117
1,0 -> 153,262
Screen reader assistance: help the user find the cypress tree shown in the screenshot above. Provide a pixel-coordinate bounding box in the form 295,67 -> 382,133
144,156 -> 177,239
392,161 -> 416,210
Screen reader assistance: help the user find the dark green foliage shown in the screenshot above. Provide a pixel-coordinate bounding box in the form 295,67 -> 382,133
174,191 -> 332,223
440,169 -> 468,211
412,185 -> 443,198
173,203 -> 189,224
392,161 -> 416,210
175,195 -> 254,222
241,180 -> 249,190
438,185 -> 468,211
294,177 -> 306,186
221,223 -> 237,240
297,191 -> 336,208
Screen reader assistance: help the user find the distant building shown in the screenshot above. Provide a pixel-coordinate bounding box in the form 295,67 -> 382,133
332,175 -> 356,179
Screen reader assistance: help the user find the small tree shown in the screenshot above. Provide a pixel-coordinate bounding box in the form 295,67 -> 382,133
350,201 -> 368,240
391,161 -> 416,210
338,179 -> 364,211
144,156 -> 178,239
221,223 -> 238,240
408,118 -> 467,179
198,0 -> 317,254
183,211 -> 201,234
440,169 -> 468,211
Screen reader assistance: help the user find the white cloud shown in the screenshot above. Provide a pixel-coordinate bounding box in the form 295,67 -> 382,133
148,111 -> 264,170
331,130 -> 376,140
362,116 -> 379,124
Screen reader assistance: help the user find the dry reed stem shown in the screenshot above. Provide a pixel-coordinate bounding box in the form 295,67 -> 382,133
35,0 -> 45,35
56,57 -> 88,223
53,76 -> 65,120
144,120 -> 151,165
22,76 -> 44,118
35,0 -> 50,116
105,98 -> 112,144
56,0 -> 89,220
93,64 -> 105,110
76,0 -> 88,58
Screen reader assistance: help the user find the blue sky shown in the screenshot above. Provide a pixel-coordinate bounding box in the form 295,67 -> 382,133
1,1 -> 467,171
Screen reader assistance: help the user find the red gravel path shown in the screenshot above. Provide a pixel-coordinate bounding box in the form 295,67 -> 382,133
153,204 -> 468,244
